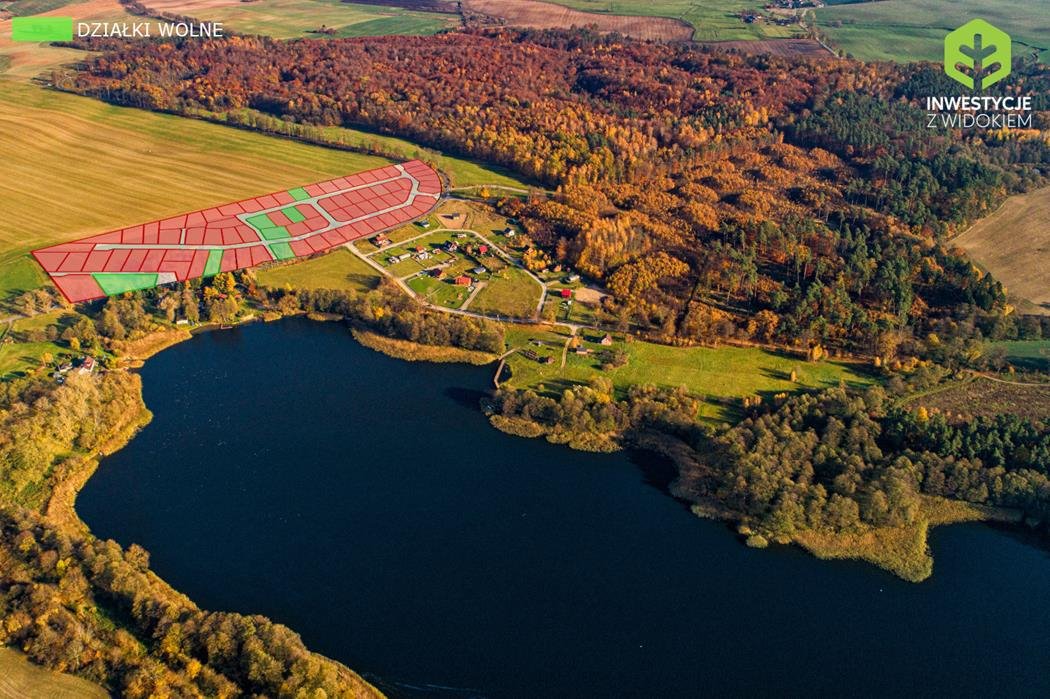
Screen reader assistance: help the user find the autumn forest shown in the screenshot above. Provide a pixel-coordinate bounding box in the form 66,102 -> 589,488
68,28 -> 1050,361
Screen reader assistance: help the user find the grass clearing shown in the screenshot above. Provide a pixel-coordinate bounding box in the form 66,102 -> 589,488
310,122 -> 531,189
469,266 -> 542,318
407,274 -> 471,309
953,187 -> 1050,314
0,255 -> 46,308
0,338 -> 64,378
543,293 -> 605,326
815,0 -> 1050,62
256,247 -> 382,292
991,340 -> 1050,372
503,330 -> 875,423
181,109 -> 530,189
0,309 -> 78,378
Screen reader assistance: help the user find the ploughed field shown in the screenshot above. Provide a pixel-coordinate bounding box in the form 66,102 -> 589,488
462,0 -> 693,41
707,38 -> 831,58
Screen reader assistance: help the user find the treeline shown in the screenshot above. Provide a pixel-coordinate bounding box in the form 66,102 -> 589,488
0,270 -> 507,696
48,271 -> 504,357
488,377 -> 702,451
689,388 -> 1050,544
258,278 -> 505,354
1,507 -> 378,698
0,362 -> 379,696
67,29 -> 1048,359
884,410 -> 1050,512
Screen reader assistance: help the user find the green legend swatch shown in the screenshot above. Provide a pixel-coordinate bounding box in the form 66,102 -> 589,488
12,17 -> 75,42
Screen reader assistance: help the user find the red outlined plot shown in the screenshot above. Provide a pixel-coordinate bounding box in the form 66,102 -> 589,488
32,160 -> 442,303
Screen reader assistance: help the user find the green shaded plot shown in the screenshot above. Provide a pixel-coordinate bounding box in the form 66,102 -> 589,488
246,211 -> 293,240
259,225 -> 290,240
283,206 -> 306,223
245,213 -> 272,229
288,187 -> 310,201
11,16 -> 73,41
92,272 -> 159,295
204,249 -> 223,277
269,242 -> 295,260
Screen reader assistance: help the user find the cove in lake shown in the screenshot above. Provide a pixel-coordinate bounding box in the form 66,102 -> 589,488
79,317 -> 1050,697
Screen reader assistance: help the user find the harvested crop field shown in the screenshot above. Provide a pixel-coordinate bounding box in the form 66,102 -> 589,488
706,38 -> 833,58
0,648 -> 107,699
462,0 -> 693,41
953,187 -> 1050,315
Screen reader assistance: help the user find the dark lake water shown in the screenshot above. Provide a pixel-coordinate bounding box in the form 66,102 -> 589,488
79,317 -> 1050,697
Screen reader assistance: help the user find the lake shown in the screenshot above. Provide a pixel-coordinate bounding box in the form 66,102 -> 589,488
78,317 -> 1050,697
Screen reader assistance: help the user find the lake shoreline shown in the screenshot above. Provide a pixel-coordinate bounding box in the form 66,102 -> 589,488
69,310 -> 1028,586
73,315 -> 1050,697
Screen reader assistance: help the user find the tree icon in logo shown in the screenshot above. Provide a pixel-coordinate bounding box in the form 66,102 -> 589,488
944,19 -> 1012,90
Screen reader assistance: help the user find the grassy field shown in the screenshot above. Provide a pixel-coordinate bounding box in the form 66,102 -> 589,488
0,311 -> 75,379
953,187 -> 1050,315
531,0 -> 801,41
256,248 -> 381,292
352,218 -> 440,251
407,274 -> 472,309
502,328 -> 875,422
469,266 -> 542,318
815,0 -> 1050,62
0,335 -> 64,379
990,340 -> 1050,372
143,0 -> 456,39
0,256 -> 47,307
0,648 -> 107,699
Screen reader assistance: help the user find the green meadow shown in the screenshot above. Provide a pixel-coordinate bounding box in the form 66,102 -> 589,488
502,327 -> 875,423
815,0 -> 1050,62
